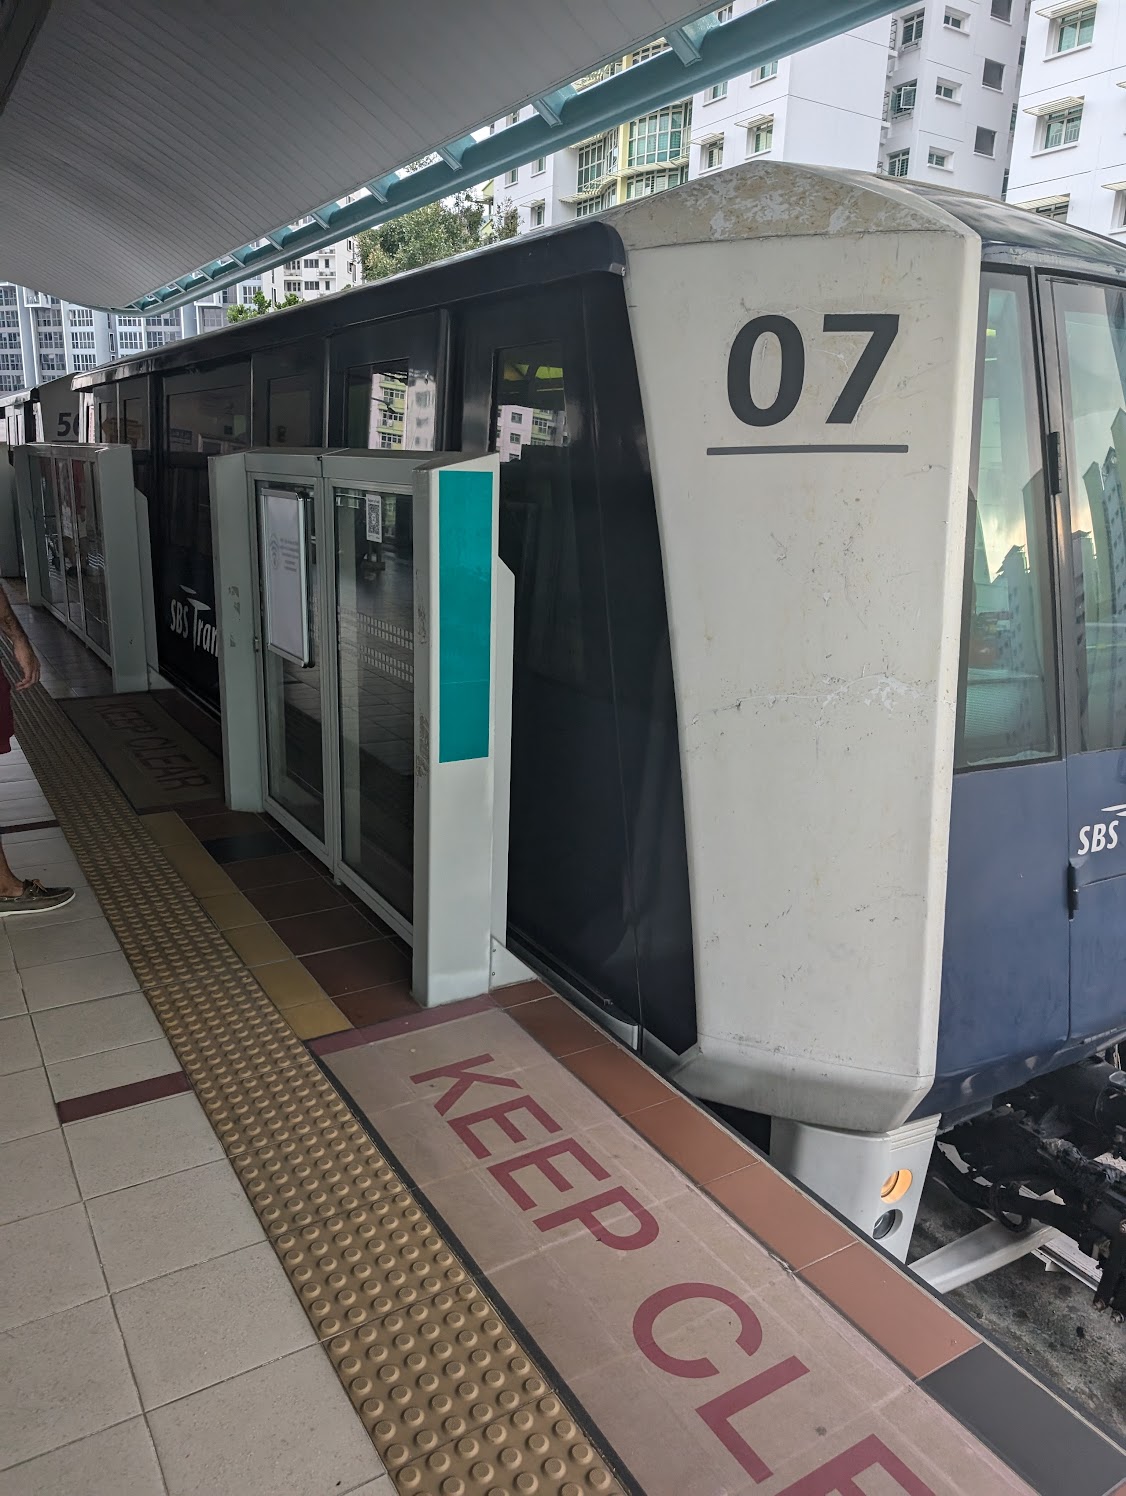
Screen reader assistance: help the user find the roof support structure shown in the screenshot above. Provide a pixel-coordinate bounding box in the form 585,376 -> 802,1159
123,0 -> 899,315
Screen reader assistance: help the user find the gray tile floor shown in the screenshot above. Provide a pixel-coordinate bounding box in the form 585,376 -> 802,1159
0,740 -> 391,1496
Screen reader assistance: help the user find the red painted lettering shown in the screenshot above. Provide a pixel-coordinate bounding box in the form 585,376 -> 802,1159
774,1434 -> 935,1496
536,1186 -> 659,1251
490,1138 -> 609,1209
633,1282 -> 763,1378
450,1095 -> 562,1159
408,1053 -> 521,1115
697,1357 -> 809,1482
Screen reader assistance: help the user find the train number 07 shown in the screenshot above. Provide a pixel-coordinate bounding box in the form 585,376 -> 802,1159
727,313 -> 899,427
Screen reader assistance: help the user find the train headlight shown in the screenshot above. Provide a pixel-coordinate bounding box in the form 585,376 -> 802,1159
880,1168 -> 912,1204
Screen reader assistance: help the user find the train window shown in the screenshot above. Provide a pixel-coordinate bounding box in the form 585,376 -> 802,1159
1054,281 -> 1126,753
346,361 -> 408,448
167,386 -> 249,454
956,274 -> 1057,769
267,374 -> 314,446
490,343 -> 591,687
96,399 -> 117,443
121,397 -> 146,450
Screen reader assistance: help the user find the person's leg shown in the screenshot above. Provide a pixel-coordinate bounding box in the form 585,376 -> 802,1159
0,841 -> 23,897
0,838 -> 73,913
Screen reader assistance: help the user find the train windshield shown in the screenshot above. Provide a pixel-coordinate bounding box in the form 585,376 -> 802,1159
1053,281 -> 1126,753
957,273 -> 1057,769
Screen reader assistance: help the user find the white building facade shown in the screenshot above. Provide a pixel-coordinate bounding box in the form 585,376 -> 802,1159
0,229 -> 359,392
498,2 -> 1032,237
1006,1 -> 1125,231
882,0 -> 1029,196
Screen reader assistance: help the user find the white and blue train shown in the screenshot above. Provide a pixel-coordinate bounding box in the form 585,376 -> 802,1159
4,160 -> 1125,1301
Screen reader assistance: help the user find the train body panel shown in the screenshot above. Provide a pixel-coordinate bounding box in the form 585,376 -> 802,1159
612,165 -> 980,1132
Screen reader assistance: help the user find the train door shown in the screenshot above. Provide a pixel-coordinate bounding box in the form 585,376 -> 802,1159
1046,276 -> 1126,1046
938,270 -> 1070,1105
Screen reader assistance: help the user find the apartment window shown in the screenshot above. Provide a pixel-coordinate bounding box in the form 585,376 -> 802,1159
0,333 -> 19,349
1032,195 -> 1070,221
887,149 -> 911,177
0,354 -> 21,371
982,58 -> 1004,90
241,285 -> 258,304
627,103 -> 691,167
504,168 -> 519,186
935,78 -> 960,102
707,81 -> 728,102
576,133 -> 613,190
703,138 -> 724,170
748,117 -> 774,155
0,310 -> 18,328
928,147 -> 952,168
975,126 -> 997,156
508,111 -> 520,124
630,40 -> 670,65
530,202 -> 545,227
303,258 -> 317,268
575,186 -> 617,217
117,330 -> 143,352
901,9 -> 924,45
532,156 -> 546,175
0,287 -> 15,306
1055,5 -> 1096,52
510,411 -> 523,424
67,308 -> 93,326
284,279 -> 301,294
891,81 -> 917,115
623,166 -> 688,196
944,8 -> 967,29
73,353 -> 96,372
714,3 -> 733,19
1002,168 -> 1010,198
990,0 -> 1012,19
1019,34 -> 1026,63
70,330 -> 95,350
753,59 -> 778,81
304,281 -> 318,290
1042,103 -> 1082,149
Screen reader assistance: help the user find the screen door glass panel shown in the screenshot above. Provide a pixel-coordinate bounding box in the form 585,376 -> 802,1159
334,483 -> 414,918
35,456 -> 66,612
74,461 -> 109,652
256,479 -> 324,840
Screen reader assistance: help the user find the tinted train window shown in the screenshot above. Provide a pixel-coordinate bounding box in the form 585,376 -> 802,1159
122,397 -> 146,450
1054,281 -> 1126,753
345,360 -> 437,449
956,275 -> 1057,769
167,387 -> 249,454
491,344 -> 596,689
267,374 -> 314,446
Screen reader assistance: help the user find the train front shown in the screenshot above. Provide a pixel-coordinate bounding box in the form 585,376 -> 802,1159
610,163 -> 1126,1300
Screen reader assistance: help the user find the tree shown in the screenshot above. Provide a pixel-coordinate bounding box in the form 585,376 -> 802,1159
357,192 -> 520,284
227,288 -> 303,323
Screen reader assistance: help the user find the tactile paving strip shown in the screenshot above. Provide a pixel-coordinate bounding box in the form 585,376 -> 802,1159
9,677 -> 626,1496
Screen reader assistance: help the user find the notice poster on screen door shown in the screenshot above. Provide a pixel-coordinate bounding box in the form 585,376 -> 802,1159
261,489 -> 310,665
365,494 -> 383,543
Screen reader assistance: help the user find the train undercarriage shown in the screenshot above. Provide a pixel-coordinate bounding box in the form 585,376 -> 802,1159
917,1058 -> 1126,1319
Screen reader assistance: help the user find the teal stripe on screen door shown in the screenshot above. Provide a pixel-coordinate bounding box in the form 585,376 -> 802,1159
438,469 -> 493,763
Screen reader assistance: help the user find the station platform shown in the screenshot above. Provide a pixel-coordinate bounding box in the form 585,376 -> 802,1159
1,609 -> 1124,1496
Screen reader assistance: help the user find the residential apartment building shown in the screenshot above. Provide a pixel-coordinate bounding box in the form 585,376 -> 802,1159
498,2 -> 1030,235
1006,1 -> 1124,230
0,230 -> 359,392
882,0 -> 1028,195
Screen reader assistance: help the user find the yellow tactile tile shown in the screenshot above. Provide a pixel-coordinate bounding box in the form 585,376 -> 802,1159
326,1285 -> 555,1473
201,890 -> 263,931
224,920 -> 291,967
141,811 -> 198,847
254,957 -> 331,1010
7,674 -> 626,1496
397,1397 -> 621,1495
285,998 -> 352,1039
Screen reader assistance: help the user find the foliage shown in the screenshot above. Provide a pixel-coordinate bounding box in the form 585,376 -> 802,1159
227,288 -> 303,323
357,193 -> 520,283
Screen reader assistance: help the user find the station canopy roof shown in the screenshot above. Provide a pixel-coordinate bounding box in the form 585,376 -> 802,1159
0,0 -> 897,314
